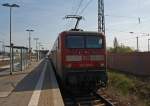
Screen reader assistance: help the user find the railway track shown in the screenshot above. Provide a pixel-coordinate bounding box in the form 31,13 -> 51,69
51,61 -> 116,106
63,90 -> 117,106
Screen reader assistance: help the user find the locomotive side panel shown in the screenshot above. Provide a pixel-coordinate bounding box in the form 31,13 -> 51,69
56,35 -> 64,79
51,33 -> 66,80
51,39 -> 57,68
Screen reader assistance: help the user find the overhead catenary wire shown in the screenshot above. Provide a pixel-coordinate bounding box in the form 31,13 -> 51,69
74,0 -> 84,15
105,14 -> 142,25
78,0 -> 93,15
65,0 -> 85,30
106,28 -> 131,34
105,0 -> 150,33
105,14 -> 142,19
70,0 -> 77,14
119,37 -> 138,42
65,0 -> 82,29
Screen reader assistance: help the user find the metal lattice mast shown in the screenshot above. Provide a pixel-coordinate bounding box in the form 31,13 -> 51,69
98,0 -> 105,33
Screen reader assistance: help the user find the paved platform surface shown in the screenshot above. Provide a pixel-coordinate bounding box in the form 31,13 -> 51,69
0,62 -> 38,98
38,61 -> 64,106
0,62 -> 23,76
0,59 -> 64,106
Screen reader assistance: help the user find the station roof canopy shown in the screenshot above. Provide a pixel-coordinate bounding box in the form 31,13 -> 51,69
5,45 -> 28,49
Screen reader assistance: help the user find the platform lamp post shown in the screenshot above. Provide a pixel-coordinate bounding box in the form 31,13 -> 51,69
26,29 -> 34,64
2,3 -> 19,75
0,41 -> 3,53
0,41 -> 5,57
39,42 -> 41,60
37,42 -> 40,60
130,32 -> 139,52
40,44 -> 44,58
33,38 -> 39,61
148,39 -> 150,52
38,42 -> 42,60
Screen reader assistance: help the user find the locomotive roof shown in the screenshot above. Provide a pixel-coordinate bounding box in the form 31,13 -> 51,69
61,31 -> 105,36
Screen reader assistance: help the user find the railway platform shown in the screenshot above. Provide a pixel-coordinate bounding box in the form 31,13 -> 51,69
0,59 -> 64,106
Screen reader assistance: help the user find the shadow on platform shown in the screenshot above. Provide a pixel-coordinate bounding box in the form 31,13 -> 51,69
14,61 -> 59,92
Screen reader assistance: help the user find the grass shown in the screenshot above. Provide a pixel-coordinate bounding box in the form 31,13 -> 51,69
107,70 -> 150,106
108,71 -> 135,95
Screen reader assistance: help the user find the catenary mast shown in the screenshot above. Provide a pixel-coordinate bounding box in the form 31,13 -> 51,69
98,0 -> 105,34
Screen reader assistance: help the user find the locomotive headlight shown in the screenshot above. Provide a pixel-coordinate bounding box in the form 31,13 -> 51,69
66,55 -> 82,62
100,63 -> 104,67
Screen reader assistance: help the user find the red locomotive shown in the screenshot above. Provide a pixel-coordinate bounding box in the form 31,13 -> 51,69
50,30 -> 108,90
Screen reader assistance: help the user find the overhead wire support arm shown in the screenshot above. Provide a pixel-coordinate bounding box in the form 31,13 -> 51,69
65,15 -> 83,30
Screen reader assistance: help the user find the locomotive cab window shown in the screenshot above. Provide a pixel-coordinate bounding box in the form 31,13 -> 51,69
66,36 -> 84,48
86,36 -> 103,48
66,35 -> 103,49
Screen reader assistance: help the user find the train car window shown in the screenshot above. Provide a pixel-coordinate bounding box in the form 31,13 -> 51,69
66,36 -> 84,48
86,36 -> 103,48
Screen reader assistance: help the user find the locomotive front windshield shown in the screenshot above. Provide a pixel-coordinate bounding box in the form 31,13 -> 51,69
66,36 -> 84,48
66,35 -> 103,48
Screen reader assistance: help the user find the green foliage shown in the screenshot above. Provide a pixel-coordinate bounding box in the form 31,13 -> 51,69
113,37 -> 119,49
108,37 -> 134,53
108,71 -> 135,95
108,45 -> 134,53
108,70 -> 150,106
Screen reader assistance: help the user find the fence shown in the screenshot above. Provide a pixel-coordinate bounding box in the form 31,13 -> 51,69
107,52 -> 150,76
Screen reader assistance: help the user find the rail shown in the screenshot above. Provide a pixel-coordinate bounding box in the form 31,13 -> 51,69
63,90 -> 117,106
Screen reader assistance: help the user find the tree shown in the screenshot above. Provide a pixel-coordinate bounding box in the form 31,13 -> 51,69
114,37 -> 119,49
113,37 -> 119,52
108,45 -> 134,53
108,37 -> 134,53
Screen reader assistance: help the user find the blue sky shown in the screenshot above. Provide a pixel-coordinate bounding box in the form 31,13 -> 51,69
0,0 -> 150,51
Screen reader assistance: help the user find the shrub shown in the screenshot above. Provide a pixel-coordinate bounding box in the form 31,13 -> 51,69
108,71 -> 135,95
